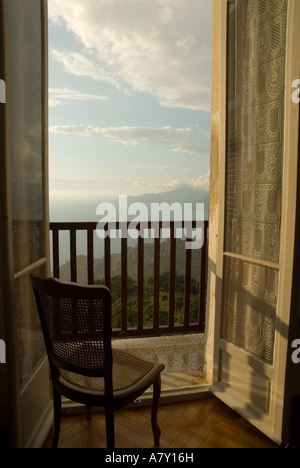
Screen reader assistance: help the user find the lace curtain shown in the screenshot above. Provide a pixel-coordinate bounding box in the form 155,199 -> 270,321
222,0 -> 288,364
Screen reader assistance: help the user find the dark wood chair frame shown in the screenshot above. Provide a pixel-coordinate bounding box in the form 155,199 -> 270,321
31,276 -> 165,449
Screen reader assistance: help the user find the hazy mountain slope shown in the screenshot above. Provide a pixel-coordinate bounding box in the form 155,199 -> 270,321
59,238 -> 203,284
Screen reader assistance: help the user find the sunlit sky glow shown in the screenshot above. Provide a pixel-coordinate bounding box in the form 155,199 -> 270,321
48,0 -> 213,205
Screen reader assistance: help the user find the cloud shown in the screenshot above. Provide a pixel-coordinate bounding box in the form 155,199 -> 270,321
172,144 -> 211,155
49,87 -> 110,107
49,124 -> 210,154
50,51 -> 122,90
136,172 -> 211,191
132,165 -> 191,172
150,179 -> 184,190
49,98 -> 64,108
191,171 -> 211,189
134,179 -> 182,190
48,0 -> 212,111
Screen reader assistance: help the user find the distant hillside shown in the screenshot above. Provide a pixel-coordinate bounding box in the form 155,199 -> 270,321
126,187 -> 209,205
59,238 -> 203,284
114,187 -> 210,221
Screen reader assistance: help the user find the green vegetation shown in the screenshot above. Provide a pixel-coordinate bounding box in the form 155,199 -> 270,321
95,272 -> 201,329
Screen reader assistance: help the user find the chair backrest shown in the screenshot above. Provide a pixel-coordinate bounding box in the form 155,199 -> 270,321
31,276 -> 113,379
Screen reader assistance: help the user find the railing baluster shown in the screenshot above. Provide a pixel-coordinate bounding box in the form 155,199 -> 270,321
87,229 -> 94,285
153,223 -> 160,329
121,224 -> 127,333
199,221 -> 208,330
184,245 -> 192,327
104,224 -> 111,290
70,229 -> 77,283
168,223 -> 176,329
52,228 -> 60,279
137,224 -> 144,331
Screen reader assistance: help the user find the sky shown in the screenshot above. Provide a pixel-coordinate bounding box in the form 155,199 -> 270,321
48,0 -> 213,208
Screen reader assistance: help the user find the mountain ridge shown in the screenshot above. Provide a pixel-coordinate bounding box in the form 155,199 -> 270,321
124,186 -> 209,204
59,238 -> 203,284
112,187 -> 210,221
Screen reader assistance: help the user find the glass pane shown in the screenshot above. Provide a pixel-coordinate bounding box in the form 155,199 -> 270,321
7,0 -> 46,387
15,264 -> 47,388
224,0 -> 287,264
8,0 -> 45,275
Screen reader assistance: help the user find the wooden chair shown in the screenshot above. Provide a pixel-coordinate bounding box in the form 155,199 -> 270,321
31,276 -> 165,449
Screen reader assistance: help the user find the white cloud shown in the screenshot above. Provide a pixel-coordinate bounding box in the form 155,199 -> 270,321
49,87 -> 110,107
49,124 -> 210,154
152,179 -> 183,189
191,171 -> 211,189
172,144 -> 210,155
49,98 -> 64,107
48,0 -> 212,111
50,51 -> 122,89
50,88 -> 109,101
132,165 -> 191,172
136,173 -> 211,191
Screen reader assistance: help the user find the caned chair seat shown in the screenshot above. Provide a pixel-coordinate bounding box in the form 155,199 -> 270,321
31,276 -> 165,448
59,349 -> 164,406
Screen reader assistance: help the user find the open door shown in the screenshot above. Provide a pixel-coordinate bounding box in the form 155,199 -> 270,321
0,0 -> 51,447
211,0 -> 300,444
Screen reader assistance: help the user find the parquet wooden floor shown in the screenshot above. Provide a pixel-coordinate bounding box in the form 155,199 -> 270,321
43,396 -> 279,449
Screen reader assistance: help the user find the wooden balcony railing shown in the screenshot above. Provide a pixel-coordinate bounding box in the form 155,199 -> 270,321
49,221 -> 208,338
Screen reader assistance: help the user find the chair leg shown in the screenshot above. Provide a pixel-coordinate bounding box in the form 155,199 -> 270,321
151,374 -> 162,447
105,406 -> 115,449
52,389 -> 61,448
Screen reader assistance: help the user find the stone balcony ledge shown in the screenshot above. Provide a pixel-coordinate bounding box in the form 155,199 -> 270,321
112,333 -> 207,391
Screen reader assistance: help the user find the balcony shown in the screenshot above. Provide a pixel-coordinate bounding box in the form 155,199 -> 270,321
49,220 -> 209,393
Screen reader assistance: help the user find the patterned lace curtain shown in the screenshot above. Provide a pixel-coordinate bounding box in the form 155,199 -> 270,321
222,0 -> 288,364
